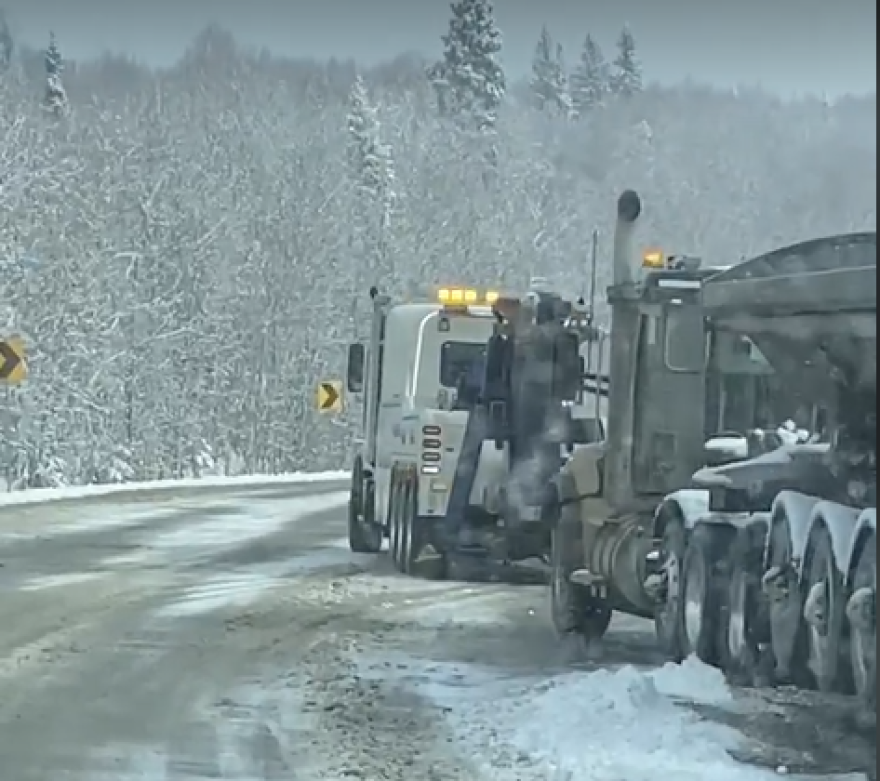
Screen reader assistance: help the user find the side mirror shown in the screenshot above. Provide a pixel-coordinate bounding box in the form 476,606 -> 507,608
346,343 -> 365,393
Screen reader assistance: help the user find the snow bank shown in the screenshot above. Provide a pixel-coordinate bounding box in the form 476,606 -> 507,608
362,652 -> 836,781
506,661 -> 753,781
0,471 -> 349,508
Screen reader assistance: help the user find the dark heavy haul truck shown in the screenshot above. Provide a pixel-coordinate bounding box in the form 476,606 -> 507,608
548,190 -> 876,746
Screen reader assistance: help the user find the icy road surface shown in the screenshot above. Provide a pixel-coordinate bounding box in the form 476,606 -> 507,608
0,481 -> 871,780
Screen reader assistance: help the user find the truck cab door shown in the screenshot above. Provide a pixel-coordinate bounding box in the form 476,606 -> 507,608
631,303 -> 707,495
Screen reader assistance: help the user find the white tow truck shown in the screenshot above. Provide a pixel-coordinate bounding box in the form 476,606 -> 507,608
344,285 -> 498,576
345,283 -> 598,578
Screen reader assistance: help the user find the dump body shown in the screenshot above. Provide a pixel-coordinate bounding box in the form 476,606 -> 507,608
700,233 -> 876,506
702,232 -> 876,406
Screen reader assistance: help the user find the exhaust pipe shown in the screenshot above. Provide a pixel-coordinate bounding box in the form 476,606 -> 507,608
612,190 -> 642,286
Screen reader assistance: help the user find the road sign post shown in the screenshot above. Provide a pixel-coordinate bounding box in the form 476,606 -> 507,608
0,337 -> 26,384
316,380 -> 343,414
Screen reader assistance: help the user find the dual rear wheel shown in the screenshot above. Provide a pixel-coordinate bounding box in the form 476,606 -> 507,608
655,519 -> 729,666
348,458 -> 382,554
661,516 -> 876,706
388,472 -> 445,580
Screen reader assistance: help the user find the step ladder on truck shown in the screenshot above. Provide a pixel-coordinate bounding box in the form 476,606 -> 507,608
547,190 -> 876,775
344,283 -> 601,579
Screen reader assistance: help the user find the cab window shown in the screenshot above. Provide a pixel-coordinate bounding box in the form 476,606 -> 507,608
440,342 -> 486,388
664,305 -> 705,373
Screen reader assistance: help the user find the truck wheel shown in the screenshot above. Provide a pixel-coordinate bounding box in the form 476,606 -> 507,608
803,524 -> 852,693
765,515 -> 810,687
654,517 -> 687,662
680,527 -> 724,665
718,527 -> 766,686
348,460 -> 382,554
550,523 -> 611,647
401,479 -> 446,580
388,480 -> 405,572
847,530 -> 876,715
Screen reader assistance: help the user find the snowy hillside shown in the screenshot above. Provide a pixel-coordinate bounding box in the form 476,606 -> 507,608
0,15 -> 875,489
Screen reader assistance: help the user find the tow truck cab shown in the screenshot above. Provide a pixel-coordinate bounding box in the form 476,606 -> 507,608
345,287 -> 497,544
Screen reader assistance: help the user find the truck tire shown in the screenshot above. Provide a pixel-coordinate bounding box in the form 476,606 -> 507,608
550,521 -> 611,647
848,530 -> 876,715
388,479 -> 406,572
803,524 -> 852,693
718,526 -> 767,686
654,516 -> 687,662
765,515 -> 810,687
680,526 -> 725,665
401,479 -> 446,580
348,459 -> 382,554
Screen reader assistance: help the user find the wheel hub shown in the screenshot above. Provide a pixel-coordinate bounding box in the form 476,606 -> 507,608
805,574 -> 833,679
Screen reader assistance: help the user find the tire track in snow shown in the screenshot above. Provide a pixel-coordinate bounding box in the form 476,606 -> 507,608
143,492 -> 354,619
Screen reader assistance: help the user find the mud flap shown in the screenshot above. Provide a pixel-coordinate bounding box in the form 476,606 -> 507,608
443,406 -> 489,549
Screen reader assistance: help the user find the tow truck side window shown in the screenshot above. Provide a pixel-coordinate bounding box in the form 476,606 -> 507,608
440,342 -> 486,388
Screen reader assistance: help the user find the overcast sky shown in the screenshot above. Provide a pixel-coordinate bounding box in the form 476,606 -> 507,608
4,0 -> 876,96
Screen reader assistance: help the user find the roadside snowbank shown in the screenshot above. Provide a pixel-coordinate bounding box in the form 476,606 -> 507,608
0,471 -> 349,507
358,652 -> 851,781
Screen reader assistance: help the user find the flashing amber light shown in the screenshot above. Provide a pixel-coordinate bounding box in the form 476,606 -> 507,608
642,249 -> 665,268
438,288 -> 497,306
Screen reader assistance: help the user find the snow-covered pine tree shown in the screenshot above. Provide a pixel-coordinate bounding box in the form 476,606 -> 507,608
611,24 -> 642,98
44,31 -> 68,116
346,73 -> 396,287
347,74 -> 395,205
529,27 -> 571,114
570,33 -> 610,113
429,0 -> 506,132
554,43 -> 573,115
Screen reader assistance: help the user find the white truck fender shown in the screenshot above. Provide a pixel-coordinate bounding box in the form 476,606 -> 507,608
653,488 -> 709,537
804,500 -> 863,573
843,508 -> 877,582
765,490 -> 823,572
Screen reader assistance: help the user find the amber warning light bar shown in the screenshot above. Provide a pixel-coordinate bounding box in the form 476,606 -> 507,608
437,287 -> 500,306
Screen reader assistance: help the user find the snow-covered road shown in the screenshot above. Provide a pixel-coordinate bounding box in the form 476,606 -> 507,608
0,480 -> 870,780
